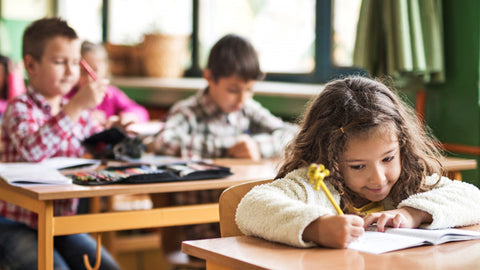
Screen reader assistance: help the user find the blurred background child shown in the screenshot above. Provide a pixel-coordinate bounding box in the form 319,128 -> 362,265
153,34 -> 297,159
0,17 -> 120,270
68,40 -> 149,127
151,34 -> 298,268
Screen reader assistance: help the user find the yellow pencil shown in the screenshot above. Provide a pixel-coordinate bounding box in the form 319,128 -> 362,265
308,163 -> 344,215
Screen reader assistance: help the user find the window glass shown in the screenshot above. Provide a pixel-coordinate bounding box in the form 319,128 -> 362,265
331,0 -> 362,67
108,0 -> 192,45
57,0 -> 103,43
2,0 -> 50,19
199,0 -> 316,74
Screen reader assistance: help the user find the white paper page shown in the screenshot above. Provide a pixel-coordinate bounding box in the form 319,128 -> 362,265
348,231 -> 427,254
387,228 -> 480,245
0,163 -> 72,186
126,121 -> 164,137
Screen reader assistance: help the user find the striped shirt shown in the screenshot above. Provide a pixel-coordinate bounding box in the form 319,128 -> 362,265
0,87 -> 102,228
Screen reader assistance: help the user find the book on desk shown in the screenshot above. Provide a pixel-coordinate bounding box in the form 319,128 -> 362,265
348,227 -> 480,254
0,157 -> 101,186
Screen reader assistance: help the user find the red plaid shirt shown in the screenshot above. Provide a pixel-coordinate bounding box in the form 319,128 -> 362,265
0,87 -> 102,228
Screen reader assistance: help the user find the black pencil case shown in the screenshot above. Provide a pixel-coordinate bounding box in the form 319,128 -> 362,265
82,128 -> 145,160
68,162 -> 232,185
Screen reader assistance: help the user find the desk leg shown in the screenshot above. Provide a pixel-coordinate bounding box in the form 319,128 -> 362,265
38,200 -> 54,270
103,196 -> 116,254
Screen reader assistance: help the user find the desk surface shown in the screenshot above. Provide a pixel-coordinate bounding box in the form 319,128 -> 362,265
0,158 -> 280,201
182,224 -> 480,270
0,156 -> 475,201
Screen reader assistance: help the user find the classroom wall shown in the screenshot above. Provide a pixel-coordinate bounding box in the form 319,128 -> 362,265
0,18 -> 29,62
425,0 -> 480,186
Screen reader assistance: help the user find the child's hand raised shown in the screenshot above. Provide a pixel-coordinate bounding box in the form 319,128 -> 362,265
64,79 -> 109,122
75,79 -> 109,109
363,207 -> 433,232
302,214 -> 364,248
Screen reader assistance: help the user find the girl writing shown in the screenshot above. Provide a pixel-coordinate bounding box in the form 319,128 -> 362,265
236,76 -> 480,248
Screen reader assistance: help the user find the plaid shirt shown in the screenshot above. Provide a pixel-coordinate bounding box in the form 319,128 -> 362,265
0,87 -> 102,228
154,88 -> 298,159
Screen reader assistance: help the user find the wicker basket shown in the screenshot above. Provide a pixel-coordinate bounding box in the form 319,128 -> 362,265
105,43 -> 143,76
140,34 -> 189,78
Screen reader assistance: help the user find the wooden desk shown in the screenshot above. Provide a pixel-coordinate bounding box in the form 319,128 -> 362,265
0,159 -> 279,270
182,225 -> 480,270
0,157 -> 475,269
442,156 -> 477,180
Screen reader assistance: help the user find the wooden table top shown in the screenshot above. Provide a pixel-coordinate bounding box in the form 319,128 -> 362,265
0,158 -> 280,201
0,156 -> 475,201
440,156 -> 477,171
183,224 -> 480,270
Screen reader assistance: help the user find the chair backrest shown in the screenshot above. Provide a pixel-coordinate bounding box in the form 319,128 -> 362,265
219,179 -> 273,237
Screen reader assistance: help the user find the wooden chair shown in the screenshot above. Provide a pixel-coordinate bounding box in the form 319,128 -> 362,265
219,179 -> 273,237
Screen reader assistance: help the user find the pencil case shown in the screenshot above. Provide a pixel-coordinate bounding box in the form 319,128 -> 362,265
82,127 -> 145,160
68,162 -> 232,185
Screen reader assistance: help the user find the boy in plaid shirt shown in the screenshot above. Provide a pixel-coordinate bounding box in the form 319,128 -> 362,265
0,18 -> 120,270
153,34 -> 297,159
152,34 -> 298,264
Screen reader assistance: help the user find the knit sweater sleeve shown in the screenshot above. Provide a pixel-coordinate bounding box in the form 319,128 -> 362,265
398,174 -> 480,229
235,168 -> 338,248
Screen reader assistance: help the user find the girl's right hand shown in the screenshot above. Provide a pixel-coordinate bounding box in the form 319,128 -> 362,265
302,214 -> 365,248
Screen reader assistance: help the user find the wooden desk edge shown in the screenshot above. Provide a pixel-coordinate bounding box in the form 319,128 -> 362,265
442,157 -> 477,171
182,224 -> 480,270
182,239 -> 267,270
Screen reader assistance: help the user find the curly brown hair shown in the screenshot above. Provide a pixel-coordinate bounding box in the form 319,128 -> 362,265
276,76 -> 444,210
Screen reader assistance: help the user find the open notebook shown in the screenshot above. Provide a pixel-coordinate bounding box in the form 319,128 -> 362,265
0,163 -> 72,186
348,227 -> 480,254
0,157 -> 100,186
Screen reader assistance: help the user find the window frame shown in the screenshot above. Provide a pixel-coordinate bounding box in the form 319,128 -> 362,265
100,0 -> 363,84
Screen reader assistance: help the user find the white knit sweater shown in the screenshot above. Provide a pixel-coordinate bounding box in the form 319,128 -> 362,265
236,167 -> 480,248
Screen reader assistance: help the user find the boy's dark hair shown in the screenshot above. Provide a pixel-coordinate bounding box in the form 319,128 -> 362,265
22,17 -> 78,61
206,34 -> 264,82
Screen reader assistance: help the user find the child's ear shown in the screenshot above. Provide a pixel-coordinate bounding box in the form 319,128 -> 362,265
203,69 -> 213,84
23,54 -> 37,76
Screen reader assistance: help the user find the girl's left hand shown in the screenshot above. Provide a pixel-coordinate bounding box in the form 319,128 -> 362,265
363,207 -> 433,232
